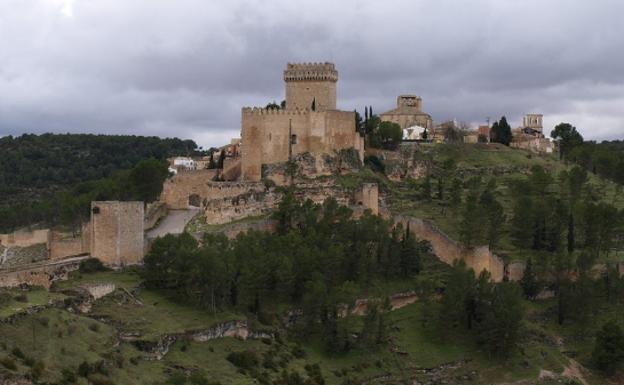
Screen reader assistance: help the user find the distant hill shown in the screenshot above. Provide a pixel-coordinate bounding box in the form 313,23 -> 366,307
0,133 -> 196,232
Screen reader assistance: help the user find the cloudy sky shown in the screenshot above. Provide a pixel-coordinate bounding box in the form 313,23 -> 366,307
1,0 -> 623,148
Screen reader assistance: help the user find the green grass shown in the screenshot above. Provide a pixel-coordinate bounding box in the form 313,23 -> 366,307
57,270 -> 242,340
0,287 -> 66,318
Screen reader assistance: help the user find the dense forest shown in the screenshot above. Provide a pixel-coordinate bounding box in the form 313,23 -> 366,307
0,133 -> 196,232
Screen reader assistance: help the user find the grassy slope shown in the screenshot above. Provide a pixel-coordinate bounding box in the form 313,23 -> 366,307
2,268 -> 619,385
367,143 -> 624,263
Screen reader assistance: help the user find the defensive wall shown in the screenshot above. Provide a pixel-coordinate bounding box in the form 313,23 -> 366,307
160,169 -> 219,209
144,202 -> 168,230
240,108 -> 364,182
90,201 -> 144,266
0,256 -> 89,289
395,216 -> 506,282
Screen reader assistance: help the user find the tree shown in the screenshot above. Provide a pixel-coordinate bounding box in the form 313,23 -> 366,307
551,122 -> 584,160
592,321 -> 624,375
520,258 -> 540,299
459,191 -> 481,247
207,152 -> 216,169
377,121 -> 402,149
474,282 -> 524,357
129,158 -> 169,203
490,116 -> 512,146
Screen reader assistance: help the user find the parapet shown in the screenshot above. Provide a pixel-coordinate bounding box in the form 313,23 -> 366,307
284,62 -> 338,82
242,107 -> 312,116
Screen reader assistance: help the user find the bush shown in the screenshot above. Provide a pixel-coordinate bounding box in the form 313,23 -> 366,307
11,347 -> 25,360
89,323 -> 100,332
166,371 -> 187,385
14,293 -> 28,302
30,360 -> 45,380
0,356 -> 17,370
0,291 -> 12,305
592,321 -> 624,375
79,258 -> 108,273
226,350 -> 259,371
61,368 -> 77,384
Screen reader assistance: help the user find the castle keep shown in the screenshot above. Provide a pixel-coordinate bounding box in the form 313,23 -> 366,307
240,63 -> 364,181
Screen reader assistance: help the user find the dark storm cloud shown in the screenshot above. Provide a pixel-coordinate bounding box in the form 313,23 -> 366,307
1,0 -> 623,148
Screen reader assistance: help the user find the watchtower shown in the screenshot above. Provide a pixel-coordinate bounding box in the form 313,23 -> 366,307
284,62 -> 337,111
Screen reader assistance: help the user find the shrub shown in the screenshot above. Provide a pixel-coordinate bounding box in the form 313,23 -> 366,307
0,356 -> 17,370
61,368 -> 77,384
11,347 -> 25,360
166,371 -> 187,385
89,323 -> 100,332
0,291 -> 12,305
226,350 -> 259,370
30,360 -> 45,380
14,293 -> 28,302
79,258 -> 108,273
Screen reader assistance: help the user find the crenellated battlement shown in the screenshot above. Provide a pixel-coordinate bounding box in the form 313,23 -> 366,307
284,62 -> 338,82
242,107 -> 313,116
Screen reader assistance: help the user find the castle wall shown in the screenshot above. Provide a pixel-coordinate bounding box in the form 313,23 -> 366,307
285,80 -> 336,111
160,169 -> 219,209
90,201 -> 144,266
240,109 -> 362,182
0,229 -> 50,248
49,226 -> 91,261
395,216 -> 505,282
354,183 -> 379,215
144,202 -> 168,230
0,257 -> 86,289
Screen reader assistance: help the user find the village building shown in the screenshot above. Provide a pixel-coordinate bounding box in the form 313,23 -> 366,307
380,95 -> 433,132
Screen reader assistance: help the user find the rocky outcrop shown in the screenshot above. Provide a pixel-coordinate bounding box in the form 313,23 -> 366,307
131,319 -> 273,360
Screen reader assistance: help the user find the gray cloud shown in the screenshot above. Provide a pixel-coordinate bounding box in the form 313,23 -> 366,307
1,0 -> 623,148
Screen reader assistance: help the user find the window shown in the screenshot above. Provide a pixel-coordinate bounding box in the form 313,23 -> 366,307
291,134 -> 297,144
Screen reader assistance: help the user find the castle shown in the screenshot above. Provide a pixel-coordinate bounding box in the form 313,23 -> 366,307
240,63 -> 364,181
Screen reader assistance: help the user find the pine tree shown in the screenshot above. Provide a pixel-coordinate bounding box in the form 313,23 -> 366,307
208,152 -> 216,169
520,258 -> 540,299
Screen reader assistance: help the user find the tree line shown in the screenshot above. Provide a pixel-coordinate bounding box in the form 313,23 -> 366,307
0,158 -> 169,233
0,133 -> 194,232
143,193 -> 430,353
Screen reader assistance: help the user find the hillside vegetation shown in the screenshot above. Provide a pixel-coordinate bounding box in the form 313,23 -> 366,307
0,133 -> 196,232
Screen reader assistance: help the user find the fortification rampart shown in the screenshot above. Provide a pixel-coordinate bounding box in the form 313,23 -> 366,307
0,256 -> 88,289
394,216 -> 505,282
0,229 -> 50,248
144,202 -> 168,230
240,109 -> 363,181
90,201 -> 144,266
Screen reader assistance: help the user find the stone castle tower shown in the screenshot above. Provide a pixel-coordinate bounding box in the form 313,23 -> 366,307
284,62 -> 337,111
240,62 -> 364,182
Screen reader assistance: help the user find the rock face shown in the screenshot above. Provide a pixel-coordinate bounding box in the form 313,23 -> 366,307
132,320 -> 273,361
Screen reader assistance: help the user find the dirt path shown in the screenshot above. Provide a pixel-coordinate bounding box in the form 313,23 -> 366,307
146,209 -> 198,239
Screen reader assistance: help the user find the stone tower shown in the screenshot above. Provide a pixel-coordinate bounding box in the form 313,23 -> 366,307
522,114 -> 543,132
284,62 -> 337,111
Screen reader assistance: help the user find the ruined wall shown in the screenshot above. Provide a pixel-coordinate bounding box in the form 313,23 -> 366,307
0,257 -> 86,289
0,229 -> 50,248
222,157 -> 241,181
90,201 -> 144,266
49,225 -> 90,261
395,216 -> 505,282
510,136 -> 553,154
240,108 -> 363,181
160,169 -> 219,209
204,190 -> 280,225
354,183 -> 379,215
144,202 -> 168,230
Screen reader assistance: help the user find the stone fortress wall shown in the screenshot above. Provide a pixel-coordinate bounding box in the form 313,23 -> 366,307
394,216 -> 505,282
90,201 -> 144,266
240,63 -> 364,182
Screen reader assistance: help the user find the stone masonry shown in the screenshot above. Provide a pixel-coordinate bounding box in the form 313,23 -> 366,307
90,201 -> 144,266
